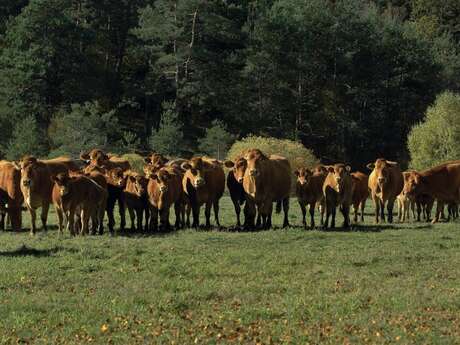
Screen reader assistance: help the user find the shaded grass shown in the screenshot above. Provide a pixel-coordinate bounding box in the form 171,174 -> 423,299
0,197 -> 460,344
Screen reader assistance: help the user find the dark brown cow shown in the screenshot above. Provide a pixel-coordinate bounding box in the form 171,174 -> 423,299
242,149 -> 291,229
19,156 -> 80,235
146,166 -> 185,231
322,164 -> 353,229
0,161 -> 23,230
414,194 -> 434,222
124,171 -> 150,232
367,159 -> 403,223
52,172 -> 107,235
351,171 -> 369,223
402,163 -> 460,223
294,167 -> 326,229
181,157 -> 225,228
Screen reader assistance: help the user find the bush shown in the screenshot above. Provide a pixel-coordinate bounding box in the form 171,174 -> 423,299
227,135 -> 319,172
198,120 -> 235,160
48,101 -> 122,158
6,115 -> 48,160
120,153 -> 145,174
408,91 -> 460,170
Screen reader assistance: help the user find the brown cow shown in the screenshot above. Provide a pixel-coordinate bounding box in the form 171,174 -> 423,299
402,163 -> 460,223
224,156 -> 248,228
242,149 -> 291,229
19,156 -> 80,235
81,149 -> 131,171
322,164 -> 353,229
351,171 -> 369,223
367,159 -> 403,223
124,171 -> 150,232
181,157 -> 225,228
52,172 -> 107,235
146,166 -> 185,231
294,167 -> 326,229
414,194 -> 434,222
0,161 -> 23,230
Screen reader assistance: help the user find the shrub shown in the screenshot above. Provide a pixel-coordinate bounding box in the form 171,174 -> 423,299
120,153 -> 145,174
408,91 -> 460,170
227,135 -> 319,172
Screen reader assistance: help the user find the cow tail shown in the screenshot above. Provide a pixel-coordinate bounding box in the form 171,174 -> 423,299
276,200 -> 282,214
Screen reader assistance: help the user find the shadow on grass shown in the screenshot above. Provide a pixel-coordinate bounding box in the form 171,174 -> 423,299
0,245 -> 62,257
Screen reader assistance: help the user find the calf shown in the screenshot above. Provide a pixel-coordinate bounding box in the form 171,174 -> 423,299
323,164 -> 353,229
52,173 -> 107,235
124,172 -> 150,232
294,167 -> 326,229
181,157 -> 225,229
224,156 -> 248,228
146,166 -> 184,231
396,193 -> 413,222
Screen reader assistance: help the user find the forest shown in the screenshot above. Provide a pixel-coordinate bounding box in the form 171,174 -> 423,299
0,0 -> 459,170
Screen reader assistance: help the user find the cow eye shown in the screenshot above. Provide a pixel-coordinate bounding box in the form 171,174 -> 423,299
191,168 -> 198,176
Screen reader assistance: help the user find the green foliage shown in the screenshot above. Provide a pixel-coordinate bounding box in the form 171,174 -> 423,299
227,135 -> 319,172
6,115 -> 48,160
148,102 -> 184,156
49,102 -> 121,158
408,91 -> 460,170
120,153 -> 145,174
198,120 -> 235,160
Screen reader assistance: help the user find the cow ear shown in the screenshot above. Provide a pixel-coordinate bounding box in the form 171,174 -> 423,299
144,157 -> 152,164
181,162 -> 192,170
346,165 -> 351,172
12,161 -> 21,170
294,169 -> 300,176
128,175 -> 136,183
366,163 -> 375,170
224,160 -> 234,168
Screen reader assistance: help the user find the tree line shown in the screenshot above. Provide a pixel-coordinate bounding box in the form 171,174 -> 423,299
0,0 -> 459,170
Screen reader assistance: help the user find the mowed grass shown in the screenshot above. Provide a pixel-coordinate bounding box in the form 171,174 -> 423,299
1,197 -> 460,344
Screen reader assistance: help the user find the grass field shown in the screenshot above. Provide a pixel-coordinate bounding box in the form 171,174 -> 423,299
1,197 -> 460,344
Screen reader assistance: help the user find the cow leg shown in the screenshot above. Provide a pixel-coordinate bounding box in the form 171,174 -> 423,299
299,202 -> 307,229
373,196 -> 380,224
28,206 -> 37,236
387,199 -> 395,223
282,198 -> 290,228
55,206 -> 63,234
106,199 -> 115,234
379,200 -> 385,222
67,209 -> 76,236
360,200 -> 365,222
232,198 -> 241,228
185,203 -> 191,228
144,206 -> 150,232
319,201 -> 325,226
81,209 -> 90,236
308,203 -> 315,229
204,202 -> 212,229
118,197 -> 126,231
0,211 -> 5,231
40,202 -> 50,231
330,205 -> 336,229
213,200 -> 221,229
192,205 -> 200,229
341,204 -> 350,229
136,208 -> 143,232
353,203 -> 358,223
174,202 -> 181,229
150,207 -> 158,232
127,206 -> 135,231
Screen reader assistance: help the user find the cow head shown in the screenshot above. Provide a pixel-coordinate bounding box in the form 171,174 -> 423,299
150,169 -> 173,194
294,167 -> 313,186
106,168 -> 126,187
224,157 -> 247,184
327,164 -> 351,193
367,159 -> 398,188
128,174 -> 147,197
313,165 -> 328,175
81,149 -> 109,167
145,152 -> 169,167
20,158 -> 41,190
19,155 -> 38,170
52,172 -> 72,196
181,157 -> 207,188
244,149 -> 268,179
402,171 -> 426,197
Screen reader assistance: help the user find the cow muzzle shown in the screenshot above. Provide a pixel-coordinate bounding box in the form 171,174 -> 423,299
159,185 -> 168,193
194,178 -> 205,188
237,177 -> 244,184
249,169 -> 259,177
378,177 -> 386,185
22,179 -> 31,188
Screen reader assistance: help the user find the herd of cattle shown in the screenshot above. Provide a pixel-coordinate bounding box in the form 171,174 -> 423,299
0,148 -> 457,235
